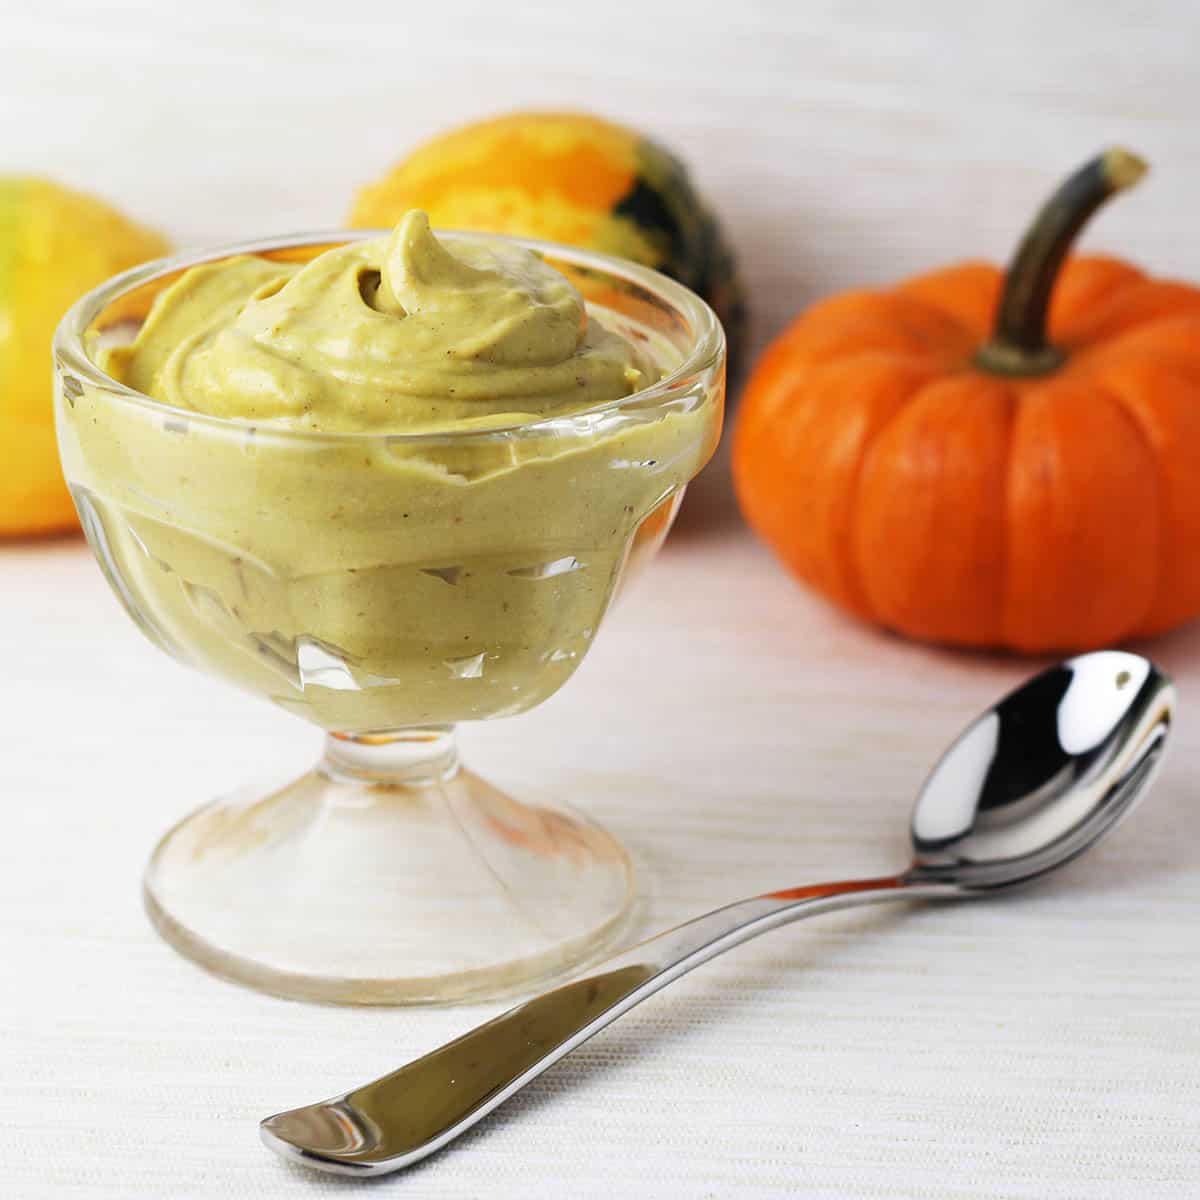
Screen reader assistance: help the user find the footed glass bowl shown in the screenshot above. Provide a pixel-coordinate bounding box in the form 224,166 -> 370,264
54,230 -> 724,1004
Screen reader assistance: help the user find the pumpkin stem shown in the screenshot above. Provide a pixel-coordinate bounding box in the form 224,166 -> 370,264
975,148 -> 1148,376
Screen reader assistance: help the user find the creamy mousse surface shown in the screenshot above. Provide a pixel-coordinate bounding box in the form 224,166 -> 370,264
103,211 -> 660,432
61,214 -> 721,732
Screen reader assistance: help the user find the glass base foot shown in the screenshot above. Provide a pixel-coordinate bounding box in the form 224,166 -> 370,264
142,730 -> 636,1005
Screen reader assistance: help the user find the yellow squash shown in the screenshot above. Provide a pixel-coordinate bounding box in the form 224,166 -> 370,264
0,177 -> 168,537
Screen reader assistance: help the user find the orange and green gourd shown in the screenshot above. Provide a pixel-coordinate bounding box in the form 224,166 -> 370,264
348,110 -> 745,376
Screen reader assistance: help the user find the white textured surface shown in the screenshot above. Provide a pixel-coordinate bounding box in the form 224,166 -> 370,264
5,1 -> 1200,1195
3,523 -> 1200,1198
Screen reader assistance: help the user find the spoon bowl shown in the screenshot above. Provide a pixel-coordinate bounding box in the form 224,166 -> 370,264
909,650 -> 1174,891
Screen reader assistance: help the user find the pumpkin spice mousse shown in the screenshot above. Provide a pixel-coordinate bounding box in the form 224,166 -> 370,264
62,213 -> 720,732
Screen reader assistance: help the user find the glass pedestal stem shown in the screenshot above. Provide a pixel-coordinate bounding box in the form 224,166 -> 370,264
321,728 -> 460,787
142,726 -> 636,1004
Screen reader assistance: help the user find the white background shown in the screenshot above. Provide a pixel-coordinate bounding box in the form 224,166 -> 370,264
3,2 -> 1200,1197
6,0 -> 1200,351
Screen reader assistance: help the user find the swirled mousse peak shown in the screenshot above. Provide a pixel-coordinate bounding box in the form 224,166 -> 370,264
105,211 -> 657,432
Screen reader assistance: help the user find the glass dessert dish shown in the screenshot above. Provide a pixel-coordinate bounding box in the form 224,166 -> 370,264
54,229 -> 724,1005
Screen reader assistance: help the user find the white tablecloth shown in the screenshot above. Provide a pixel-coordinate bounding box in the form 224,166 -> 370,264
3,495 -> 1198,1198
6,4 -> 1200,1191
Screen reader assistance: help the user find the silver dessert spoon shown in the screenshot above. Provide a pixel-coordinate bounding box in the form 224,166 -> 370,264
261,650 -> 1174,1177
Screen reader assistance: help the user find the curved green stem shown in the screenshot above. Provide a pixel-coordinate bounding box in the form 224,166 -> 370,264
975,148 -> 1147,377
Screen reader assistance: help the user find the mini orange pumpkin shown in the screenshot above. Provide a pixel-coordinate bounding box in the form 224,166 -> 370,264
734,149 -> 1200,653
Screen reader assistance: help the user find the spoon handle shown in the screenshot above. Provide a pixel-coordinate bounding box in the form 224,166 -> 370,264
261,872 -> 953,1176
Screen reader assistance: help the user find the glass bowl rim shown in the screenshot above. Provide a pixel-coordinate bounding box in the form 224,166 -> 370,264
54,227 -> 725,445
